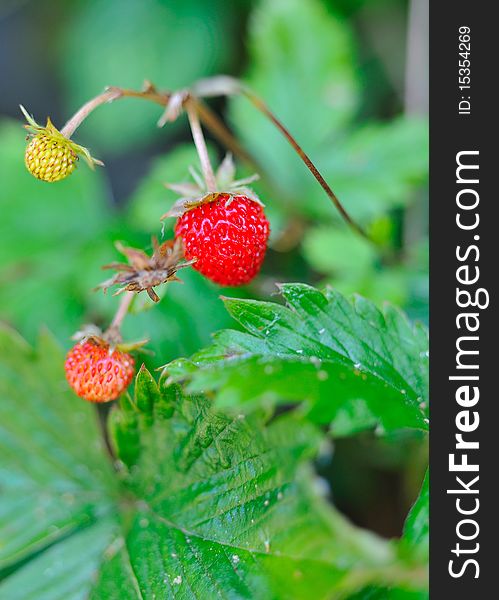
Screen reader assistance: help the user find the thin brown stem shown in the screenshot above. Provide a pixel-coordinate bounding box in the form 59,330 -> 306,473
109,291 -> 134,332
185,100 -> 217,192
58,84 -> 254,168
192,98 -> 255,166
242,89 -> 370,241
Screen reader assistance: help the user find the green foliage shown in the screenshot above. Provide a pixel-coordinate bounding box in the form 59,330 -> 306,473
230,0 -> 428,223
1,0 -> 429,595
0,326 -> 117,580
229,0 -> 428,321
402,471 -> 429,563
166,283 -> 429,435
0,327 -> 427,598
60,0 -> 239,152
303,228 -> 429,311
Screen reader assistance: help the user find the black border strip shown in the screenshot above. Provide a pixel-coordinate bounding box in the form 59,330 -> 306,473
430,2 -> 495,594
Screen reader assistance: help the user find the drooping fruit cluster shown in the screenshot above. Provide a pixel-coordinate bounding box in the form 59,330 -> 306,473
25,128 -> 78,183
175,194 -> 270,286
65,340 -> 135,403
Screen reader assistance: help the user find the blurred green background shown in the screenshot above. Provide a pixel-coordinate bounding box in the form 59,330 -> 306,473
0,0 -> 428,539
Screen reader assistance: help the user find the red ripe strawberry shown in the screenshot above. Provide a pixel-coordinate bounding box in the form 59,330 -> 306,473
65,340 -> 135,403
174,195 -> 270,286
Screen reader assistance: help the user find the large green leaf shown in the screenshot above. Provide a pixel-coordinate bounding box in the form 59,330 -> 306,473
0,327 -> 427,597
97,371 -> 425,599
0,307 -> 430,594
0,520 -> 116,600
165,284 -> 429,434
0,326 -> 117,573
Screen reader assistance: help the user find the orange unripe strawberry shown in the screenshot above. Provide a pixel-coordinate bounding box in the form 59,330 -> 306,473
65,340 -> 135,403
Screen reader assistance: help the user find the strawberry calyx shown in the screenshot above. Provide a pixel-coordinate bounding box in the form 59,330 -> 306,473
160,153 -> 262,220
97,237 -> 195,302
20,105 -> 103,170
70,324 -> 148,354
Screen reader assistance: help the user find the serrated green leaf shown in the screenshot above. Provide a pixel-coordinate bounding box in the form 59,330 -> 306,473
134,364 -> 159,416
0,325 -> 117,571
108,396 -> 141,470
0,519 -> 116,600
1,327 -> 426,597
92,381 -> 424,599
165,284 -> 428,434
109,368 -> 176,468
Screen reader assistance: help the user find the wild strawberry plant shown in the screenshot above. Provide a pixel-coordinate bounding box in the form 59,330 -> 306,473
0,7 -> 428,595
0,72 -> 428,597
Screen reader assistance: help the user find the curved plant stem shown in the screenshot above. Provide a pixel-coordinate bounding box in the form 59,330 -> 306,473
60,89 -> 123,138
192,98 -> 255,165
191,75 -> 370,242
185,100 -> 217,192
241,89 -> 369,241
59,84 -> 255,167
59,79 -> 369,242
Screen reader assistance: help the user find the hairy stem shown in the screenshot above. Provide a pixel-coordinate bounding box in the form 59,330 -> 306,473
61,89 -> 123,138
185,100 -> 217,192
109,291 -> 134,332
192,98 -> 255,165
